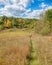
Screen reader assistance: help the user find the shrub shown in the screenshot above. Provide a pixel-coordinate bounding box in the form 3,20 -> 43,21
40,25 -> 50,35
35,20 -> 43,33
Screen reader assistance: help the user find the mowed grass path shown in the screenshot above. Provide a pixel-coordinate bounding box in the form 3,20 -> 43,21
0,30 -> 32,36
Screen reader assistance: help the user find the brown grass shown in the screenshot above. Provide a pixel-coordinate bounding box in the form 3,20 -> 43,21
32,35 -> 52,65
0,30 -> 52,65
0,30 -> 31,65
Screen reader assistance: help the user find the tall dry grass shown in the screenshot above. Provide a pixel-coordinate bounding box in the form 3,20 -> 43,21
0,30 -> 52,65
32,35 -> 52,65
0,31 -> 30,65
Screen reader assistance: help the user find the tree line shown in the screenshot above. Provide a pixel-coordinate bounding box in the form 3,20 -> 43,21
0,9 -> 52,35
0,16 -> 37,30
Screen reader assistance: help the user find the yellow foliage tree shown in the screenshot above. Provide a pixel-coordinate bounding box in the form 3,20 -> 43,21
4,20 -> 12,28
18,19 -> 24,23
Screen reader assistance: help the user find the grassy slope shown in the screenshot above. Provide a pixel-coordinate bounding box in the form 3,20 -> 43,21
0,30 -> 52,65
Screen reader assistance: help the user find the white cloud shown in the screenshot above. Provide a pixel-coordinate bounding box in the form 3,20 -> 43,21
0,8 -> 4,16
25,9 -> 43,18
0,0 -> 11,5
40,2 -> 47,8
46,6 -> 52,10
24,5 -> 52,19
3,4 -> 26,17
0,0 -> 31,17
0,0 -> 52,18
0,0 -> 30,7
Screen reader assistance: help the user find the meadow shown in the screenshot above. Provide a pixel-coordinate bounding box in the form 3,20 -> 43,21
0,9 -> 52,65
0,29 -> 52,65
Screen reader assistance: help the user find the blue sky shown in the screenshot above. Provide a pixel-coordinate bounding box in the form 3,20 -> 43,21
0,0 -> 52,18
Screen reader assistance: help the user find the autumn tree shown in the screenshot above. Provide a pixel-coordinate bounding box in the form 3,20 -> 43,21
4,20 -> 12,28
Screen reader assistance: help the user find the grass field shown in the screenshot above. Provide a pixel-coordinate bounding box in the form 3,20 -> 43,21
0,29 -> 52,65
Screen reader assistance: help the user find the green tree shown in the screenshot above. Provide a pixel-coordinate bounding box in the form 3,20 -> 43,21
45,9 -> 52,32
35,9 -> 52,35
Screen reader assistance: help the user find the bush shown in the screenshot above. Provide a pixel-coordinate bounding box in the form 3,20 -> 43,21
0,25 -> 4,30
40,25 -> 50,35
35,21 -> 43,33
35,21 -> 51,35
